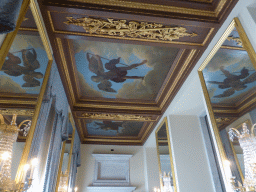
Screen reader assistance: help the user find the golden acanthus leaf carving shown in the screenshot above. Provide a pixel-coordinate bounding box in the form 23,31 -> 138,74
64,17 -> 198,41
0,109 -> 34,116
227,36 -> 243,46
81,113 -> 153,121
215,117 -> 231,123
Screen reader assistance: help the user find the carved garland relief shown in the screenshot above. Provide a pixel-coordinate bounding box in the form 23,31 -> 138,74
64,17 -> 198,42
0,109 -> 34,116
80,113 -> 154,121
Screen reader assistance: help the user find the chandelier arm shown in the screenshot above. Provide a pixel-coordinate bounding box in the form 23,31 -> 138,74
251,123 -> 256,136
11,114 -> 17,125
18,120 -> 31,129
229,128 -> 241,137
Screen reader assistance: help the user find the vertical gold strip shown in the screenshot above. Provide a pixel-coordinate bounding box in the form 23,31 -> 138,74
235,17 -> 256,70
0,0 -> 30,70
55,141 -> 67,192
30,0 -> 53,60
155,117 -> 177,192
66,114 -> 76,188
15,0 -> 54,183
15,59 -> 53,183
197,19 -> 238,191
165,118 -> 177,192
229,139 -> 244,182
155,120 -> 164,190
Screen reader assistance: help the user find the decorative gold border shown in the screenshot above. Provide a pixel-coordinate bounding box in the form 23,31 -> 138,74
155,117 -> 177,192
47,11 -> 214,47
197,17 -> 256,189
55,140 -> 66,192
160,49 -> 197,108
56,38 -> 76,106
0,0 -> 30,70
14,0 -> 54,183
68,0 -> 224,17
55,113 -> 76,192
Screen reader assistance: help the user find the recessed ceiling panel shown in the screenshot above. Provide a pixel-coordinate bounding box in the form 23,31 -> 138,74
85,120 -> 144,137
72,39 -> 180,101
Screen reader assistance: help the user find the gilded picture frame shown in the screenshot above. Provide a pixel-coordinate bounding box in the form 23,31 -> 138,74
198,17 -> 256,189
0,0 -> 53,184
155,117 -> 177,192
55,113 -> 76,192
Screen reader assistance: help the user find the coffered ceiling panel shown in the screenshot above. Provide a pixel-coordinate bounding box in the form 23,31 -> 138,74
34,0 -> 239,145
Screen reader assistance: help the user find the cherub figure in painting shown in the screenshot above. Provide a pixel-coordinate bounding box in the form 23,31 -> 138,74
209,66 -> 256,98
86,53 -> 147,93
1,48 -> 43,87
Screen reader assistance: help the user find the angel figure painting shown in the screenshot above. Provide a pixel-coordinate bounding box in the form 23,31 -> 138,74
86,120 -> 144,137
0,34 -> 48,95
203,48 -> 256,104
73,39 -> 180,100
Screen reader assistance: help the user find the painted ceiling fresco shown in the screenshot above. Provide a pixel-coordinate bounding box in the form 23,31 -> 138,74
86,120 -> 144,137
0,34 -> 48,95
72,39 -> 180,100
202,28 -> 256,105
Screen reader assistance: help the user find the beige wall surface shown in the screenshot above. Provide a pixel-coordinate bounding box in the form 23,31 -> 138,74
76,144 -> 146,192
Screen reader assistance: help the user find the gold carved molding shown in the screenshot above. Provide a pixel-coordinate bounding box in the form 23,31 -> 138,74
64,17 -> 197,42
0,109 -> 34,116
79,113 -> 154,121
227,36 -> 243,46
215,117 -> 231,123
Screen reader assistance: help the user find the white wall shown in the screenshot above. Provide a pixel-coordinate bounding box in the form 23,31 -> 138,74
76,144 -> 146,192
168,115 -> 214,192
11,142 -> 25,180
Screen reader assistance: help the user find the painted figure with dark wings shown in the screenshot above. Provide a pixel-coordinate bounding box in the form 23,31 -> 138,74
209,66 -> 256,98
86,53 -> 147,93
1,48 -> 43,87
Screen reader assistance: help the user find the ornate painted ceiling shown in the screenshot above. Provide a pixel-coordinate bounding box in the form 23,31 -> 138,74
6,0 -> 237,145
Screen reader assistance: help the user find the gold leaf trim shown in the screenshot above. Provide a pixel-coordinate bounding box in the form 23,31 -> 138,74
0,109 -> 34,116
80,113 -> 154,121
227,36 -> 243,46
64,17 -> 197,42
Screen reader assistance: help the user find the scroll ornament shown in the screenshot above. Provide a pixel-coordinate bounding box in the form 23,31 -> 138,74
64,17 -> 197,41
227,36 -> 243,46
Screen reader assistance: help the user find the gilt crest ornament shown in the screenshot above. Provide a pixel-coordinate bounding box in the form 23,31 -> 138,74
227,36 -> 243,46
64,17 -> 197,42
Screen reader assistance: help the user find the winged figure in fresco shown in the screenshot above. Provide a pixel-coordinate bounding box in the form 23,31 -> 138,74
86,53 -> 147,93
208,66 -> 256,98
94,121 -> 124,133
1,48 -> 43,87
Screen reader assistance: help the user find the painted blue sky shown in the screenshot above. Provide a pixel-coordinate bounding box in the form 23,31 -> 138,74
86,120 -> 123,136
75,50 -> 152,98
73,39 -> 180,100
0,34 -> 48,95
0,48 -> 48,94
203,49 -> 256,104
